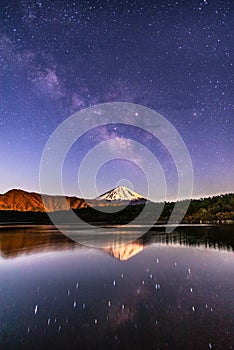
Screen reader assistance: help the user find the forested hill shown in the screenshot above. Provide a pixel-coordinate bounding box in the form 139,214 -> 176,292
182,193 -> 234,223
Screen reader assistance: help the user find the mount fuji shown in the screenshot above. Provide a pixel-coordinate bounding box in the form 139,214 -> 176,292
95,185 -> 147,204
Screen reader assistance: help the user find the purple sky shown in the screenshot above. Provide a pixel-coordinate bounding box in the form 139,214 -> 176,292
0,0 -> 233,200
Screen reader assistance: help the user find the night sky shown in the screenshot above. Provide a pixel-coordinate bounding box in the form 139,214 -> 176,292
0,0 -> 233,200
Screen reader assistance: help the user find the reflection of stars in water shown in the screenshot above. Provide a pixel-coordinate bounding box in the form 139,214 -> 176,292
25,244 -> 231,349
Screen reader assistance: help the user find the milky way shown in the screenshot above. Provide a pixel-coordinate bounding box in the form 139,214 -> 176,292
0,0 -> 233,199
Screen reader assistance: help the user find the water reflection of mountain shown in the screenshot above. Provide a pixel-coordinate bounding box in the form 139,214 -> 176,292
0,225 -> 233,260
105,241 -> 144,261
0,226 -> 77,258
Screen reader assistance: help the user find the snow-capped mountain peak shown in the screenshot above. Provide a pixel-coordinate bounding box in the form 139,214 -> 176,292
96,186 -> 146,202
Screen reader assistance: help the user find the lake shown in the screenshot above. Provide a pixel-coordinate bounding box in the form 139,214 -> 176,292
0,224 -> 233,349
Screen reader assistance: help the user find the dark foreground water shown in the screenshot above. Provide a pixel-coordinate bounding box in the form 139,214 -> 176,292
0,224 -> 233,350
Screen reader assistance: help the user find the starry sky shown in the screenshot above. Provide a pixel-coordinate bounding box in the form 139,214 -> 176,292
0,0 -> 233,200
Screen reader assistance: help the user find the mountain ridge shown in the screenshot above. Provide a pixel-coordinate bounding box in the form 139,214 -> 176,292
0,186 -> 147,212
0,189 -> 88,212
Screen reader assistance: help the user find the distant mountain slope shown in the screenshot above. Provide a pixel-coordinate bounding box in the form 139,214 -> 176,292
0,189 -> 88,212
96,185 -> 147,203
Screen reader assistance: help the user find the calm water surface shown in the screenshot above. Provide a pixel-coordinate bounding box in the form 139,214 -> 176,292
0,225 -> 233,350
